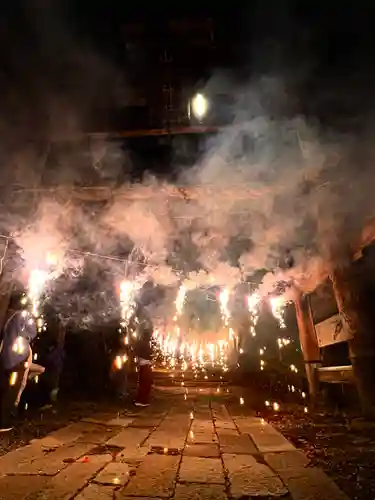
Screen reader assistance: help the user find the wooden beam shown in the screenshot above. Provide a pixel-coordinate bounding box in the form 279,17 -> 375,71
8,184 -> 271,202
54,125 -> 224,142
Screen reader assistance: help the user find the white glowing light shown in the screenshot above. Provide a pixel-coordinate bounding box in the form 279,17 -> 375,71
153,284 -> 235,375
115,356 -> 123,370
12,336 -> 26,355
219,288 -> 230,325
9,372 -> 18,386
175,285 -> 186,317
190,93 -> 209,120
247,292 -> 260,336
119,280 -> 137,331
28,269 -> 49,319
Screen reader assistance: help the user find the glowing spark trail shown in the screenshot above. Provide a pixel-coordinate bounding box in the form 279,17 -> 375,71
247,292 -> 260,337
269,296 -> 287,329
119,280 -> 137,324
219,288 -> 230,326
175,285 -> 186,318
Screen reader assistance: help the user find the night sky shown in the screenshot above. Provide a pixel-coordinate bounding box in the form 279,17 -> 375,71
1,2 -> 375,126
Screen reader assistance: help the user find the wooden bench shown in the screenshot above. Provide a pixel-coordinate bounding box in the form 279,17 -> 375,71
317,365 -> 354,384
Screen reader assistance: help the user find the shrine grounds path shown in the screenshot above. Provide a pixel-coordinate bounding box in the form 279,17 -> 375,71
0,382 -> 349,500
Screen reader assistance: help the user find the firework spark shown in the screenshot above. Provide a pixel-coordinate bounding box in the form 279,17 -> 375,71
247,292 -> 261,337
269,295 -> 287,329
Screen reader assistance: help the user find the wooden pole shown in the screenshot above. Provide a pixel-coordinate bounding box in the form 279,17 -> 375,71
330,264 -> 375,417
294,291 -> 321,403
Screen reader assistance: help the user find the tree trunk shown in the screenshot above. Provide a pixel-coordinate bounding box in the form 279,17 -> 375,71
330,263 -> 375,418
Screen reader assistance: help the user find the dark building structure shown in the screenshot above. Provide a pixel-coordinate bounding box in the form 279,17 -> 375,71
119,18 -> 216,130
88,13 -> 246,134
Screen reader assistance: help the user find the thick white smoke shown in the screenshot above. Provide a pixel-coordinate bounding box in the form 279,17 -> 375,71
1,5 -> 375,326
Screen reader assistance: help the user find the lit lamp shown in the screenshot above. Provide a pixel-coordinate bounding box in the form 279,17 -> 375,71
189,93 -> 209,121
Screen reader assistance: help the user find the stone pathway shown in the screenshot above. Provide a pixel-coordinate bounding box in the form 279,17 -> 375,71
0,385 -> 349,499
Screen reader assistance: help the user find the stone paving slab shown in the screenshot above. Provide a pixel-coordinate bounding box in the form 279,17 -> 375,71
42,422 -> 95,447
93,462 -> 130,486
128,417 -> 163,428
118,454 -> 179,498
113,448 -> 141,463
115,445 -> 149,464
246,420 -> 297,453
0,475 -> 48,500
77,427 -> 119,444
217,433 -> 258,455
0,443 -> 47,473
25,454 -> 112,500
14,442 -> 95,475
81,413 -> 118,425
75,483 -> 117,500
106,428 -> 150,448
179,456 -> 225,484
223,453 -> 288,498
146,430 -> 186,450
265,450 -> 310,470
29,436 -> 62,450
232,415 -> 269,434
188,421 -> 217,444
173,483 -> 229,500
106,417 -> 134,427
279,466 -> 350,500
183,443 -> 220,458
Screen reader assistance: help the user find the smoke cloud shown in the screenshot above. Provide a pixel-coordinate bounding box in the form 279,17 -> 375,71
1,5 -> 375,326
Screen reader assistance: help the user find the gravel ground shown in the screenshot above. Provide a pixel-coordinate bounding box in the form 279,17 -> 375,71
0,398 -> 129,457
265,405 -> 375,500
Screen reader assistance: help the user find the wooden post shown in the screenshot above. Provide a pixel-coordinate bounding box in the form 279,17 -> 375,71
330,264 -> 375,417
294,291 -> 321,403
0,290 -> 11,328
0,238 -> 12,330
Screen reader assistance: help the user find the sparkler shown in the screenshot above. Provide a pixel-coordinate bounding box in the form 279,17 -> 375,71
219,288 -> 230,326
115,279 -> 138,370
269,295 -> 287,329
25,250 -> 61,336
119,280 -> 137,325
175,285 -> 186,318
28,269 -> 49,321
247,292 -> 260,337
